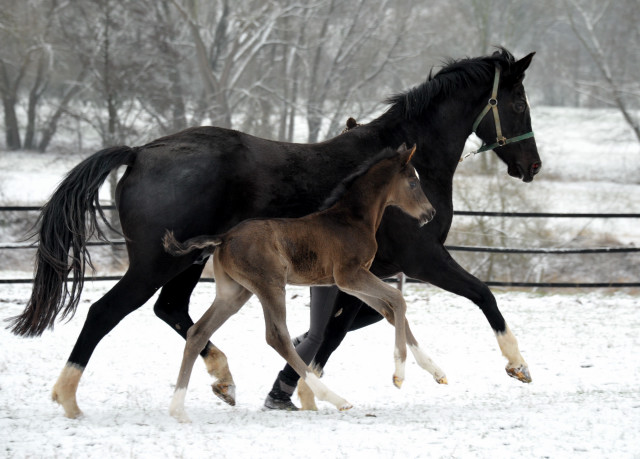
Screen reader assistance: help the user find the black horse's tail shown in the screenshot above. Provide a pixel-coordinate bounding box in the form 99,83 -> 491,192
163,230 -> 222,257
7,146 -> 137,337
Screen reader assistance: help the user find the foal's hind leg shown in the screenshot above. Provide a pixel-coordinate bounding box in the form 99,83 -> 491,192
170,282 -> 252,423
154,262 -> 236,405
256,288 -> 352,411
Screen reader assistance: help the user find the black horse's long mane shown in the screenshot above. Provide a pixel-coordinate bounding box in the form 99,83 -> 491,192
384,47 -> 516,120
319,147 -> 398,211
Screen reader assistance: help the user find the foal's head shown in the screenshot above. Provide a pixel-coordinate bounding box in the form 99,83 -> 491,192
388,144 -> 435,226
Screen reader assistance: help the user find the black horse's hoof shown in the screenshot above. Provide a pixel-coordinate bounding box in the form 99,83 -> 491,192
263,394 -> 299,411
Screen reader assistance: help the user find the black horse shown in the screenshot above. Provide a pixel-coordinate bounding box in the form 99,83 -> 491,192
9,48 -> 540,418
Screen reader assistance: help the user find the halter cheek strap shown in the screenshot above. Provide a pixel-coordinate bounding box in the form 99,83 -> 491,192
466,66 -> 535,158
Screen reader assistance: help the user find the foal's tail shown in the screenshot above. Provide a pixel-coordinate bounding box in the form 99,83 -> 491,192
7,146 -> 137,337
162,230 -> 222,257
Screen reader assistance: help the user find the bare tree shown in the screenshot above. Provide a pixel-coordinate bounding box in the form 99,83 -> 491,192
564,0 -> 640,143
295,0 -> 416,142
168,0 -> 306,130
0,1 -> 57,150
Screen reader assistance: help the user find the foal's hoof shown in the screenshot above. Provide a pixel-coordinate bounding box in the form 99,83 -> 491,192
393,375 -> 404,388
506,364 -> 532,383
169,408 -> 192,424
435,376 -> 448,385
339,403 -> 353,411
212,382 -> 236,406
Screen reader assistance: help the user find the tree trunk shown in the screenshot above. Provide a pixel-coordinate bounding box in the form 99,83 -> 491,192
24,52 -> 48,150
0,60 -> 22,150
2,94 -> 21,150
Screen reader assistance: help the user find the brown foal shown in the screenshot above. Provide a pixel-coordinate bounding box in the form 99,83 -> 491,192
163,144 -> 437,422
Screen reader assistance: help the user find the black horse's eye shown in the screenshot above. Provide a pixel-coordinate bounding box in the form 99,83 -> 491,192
515,102 -> 527,113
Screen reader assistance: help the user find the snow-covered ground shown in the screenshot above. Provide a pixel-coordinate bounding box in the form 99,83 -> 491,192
1,106 -> 639,457
1,283 -> 639,458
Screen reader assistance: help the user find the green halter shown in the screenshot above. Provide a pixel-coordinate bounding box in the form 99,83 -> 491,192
470,66 -> 535,154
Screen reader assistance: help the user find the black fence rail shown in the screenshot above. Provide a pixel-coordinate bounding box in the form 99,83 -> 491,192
1,206 -> 639,288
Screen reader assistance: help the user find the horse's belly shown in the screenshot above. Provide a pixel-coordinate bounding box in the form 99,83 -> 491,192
287,272 -> 335,287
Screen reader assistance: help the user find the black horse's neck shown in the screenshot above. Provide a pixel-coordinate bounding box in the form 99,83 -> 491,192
310,55 -> 501,219
370,64 -> 494,182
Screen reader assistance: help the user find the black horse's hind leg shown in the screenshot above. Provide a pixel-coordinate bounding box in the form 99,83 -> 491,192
153,261 -> 208,338
404,247 -> 531,383
52,269 -> 163,418
153,260 -> 237,405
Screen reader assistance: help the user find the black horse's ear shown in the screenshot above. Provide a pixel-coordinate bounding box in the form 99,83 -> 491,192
507,52 -> 535,84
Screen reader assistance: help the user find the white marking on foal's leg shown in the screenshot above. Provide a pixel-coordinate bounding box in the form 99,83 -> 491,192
393,347 -> 405,388
51,363 -> 84,419
303,373 -> 352,411
297,365 -> 321,411
408,344 -> 448,384
169,388 -> 191,423
203,347 -> 236,406
496,325 -> 532,383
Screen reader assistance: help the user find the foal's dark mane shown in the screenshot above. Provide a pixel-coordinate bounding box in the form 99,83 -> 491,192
319,147 -> 398,211
384,47 -> 516,120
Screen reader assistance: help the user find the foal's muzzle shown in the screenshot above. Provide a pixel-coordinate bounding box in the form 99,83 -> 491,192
419,208 -> 436,226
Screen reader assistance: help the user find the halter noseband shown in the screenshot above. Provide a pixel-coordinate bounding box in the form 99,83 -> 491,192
468,65 -> 535,156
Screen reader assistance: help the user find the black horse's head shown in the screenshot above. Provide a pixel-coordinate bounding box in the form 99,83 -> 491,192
474,50 -> 542,182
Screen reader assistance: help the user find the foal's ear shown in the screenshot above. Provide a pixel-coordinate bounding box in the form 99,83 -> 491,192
399,143 -> 416,166
407,144 -> 417,164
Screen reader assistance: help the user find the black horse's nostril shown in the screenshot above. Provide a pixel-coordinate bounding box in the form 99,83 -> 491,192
531,161 -> 542,175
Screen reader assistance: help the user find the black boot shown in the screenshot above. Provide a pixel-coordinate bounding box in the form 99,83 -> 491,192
263,373 -> 299,411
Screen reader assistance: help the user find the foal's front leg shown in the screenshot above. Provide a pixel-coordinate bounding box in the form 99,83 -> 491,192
341,288 -> 448,386
404,320 -> 448,384
336,268 -> 409,388
257,290 -> 352,411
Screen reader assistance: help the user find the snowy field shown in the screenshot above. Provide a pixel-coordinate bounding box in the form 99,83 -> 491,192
1,283 -> 639,458
1,105 -> 639,458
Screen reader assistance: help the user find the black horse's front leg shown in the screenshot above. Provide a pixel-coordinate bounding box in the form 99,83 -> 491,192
404,245 -> 532,383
